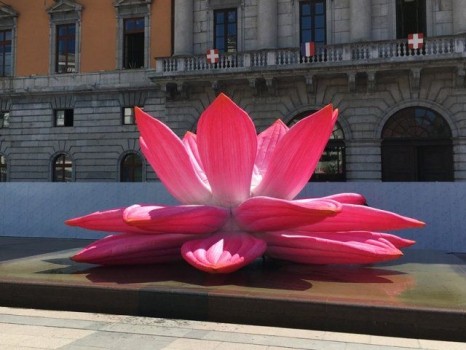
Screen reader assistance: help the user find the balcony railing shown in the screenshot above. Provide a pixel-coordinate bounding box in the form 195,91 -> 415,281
155,35 -> 465,75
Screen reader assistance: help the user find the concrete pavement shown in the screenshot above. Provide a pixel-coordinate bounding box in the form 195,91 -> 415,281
1,306 -> 465,350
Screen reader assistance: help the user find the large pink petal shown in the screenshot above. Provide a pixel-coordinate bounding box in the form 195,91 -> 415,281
263,230 -> 415,249
320,193 -> 367,205
197,94 -> 257,207
262,231 -> 403,265
299,203 -> 425,232
181,232 -> 266,274
253,105 -> 337,199
182,132 -> 209,185
123,204 -> 228,234
72,233 -> 192,265
136,108 -> 211,204
66,208 -> 150,234
255,119 -> 289,176
234,196 -> 342,232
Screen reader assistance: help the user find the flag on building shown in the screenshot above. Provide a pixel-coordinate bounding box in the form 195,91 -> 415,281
301,42 -> 315,57
408,33 -> 424,50
206,49 -> 220,64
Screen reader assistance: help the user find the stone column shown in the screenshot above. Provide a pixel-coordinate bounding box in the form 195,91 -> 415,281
174,0 -> 193,55
257,0 -> 277,49
350,0 -> 371,42
453,0 -> 466,34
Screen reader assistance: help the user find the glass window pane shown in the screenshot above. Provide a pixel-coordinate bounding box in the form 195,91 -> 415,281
55,110 -> 64,126
301,17 -> 311,30
316,15 -> 324,28
227,11 -> 236,23
216,12 -> 224,24
302,4 -> 311,16
123,107 -> 135,125
216,24 -> 224,36
228,23 -> 236,35
315,2 -> 324,14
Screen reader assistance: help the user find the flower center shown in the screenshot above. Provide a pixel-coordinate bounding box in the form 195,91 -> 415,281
220,209 -> 242,232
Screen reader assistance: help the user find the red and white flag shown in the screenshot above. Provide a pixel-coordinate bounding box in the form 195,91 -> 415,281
206,49 -> 219,64
408,33 -> 424,50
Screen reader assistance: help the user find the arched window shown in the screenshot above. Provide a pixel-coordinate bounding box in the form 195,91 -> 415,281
120,153 -> 143,182
382,107 -> 453,181
288,111 -> 346,181
52,153 -> 73,182
0,154 -> 6,182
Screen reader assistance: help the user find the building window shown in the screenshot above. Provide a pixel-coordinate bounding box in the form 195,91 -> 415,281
120,153 -> 143,182
0,154 -> 6,182
288,112 -> 345,181
54,109 -> 74,127
53,154 -> 73,182
300,1 -> 326,47
124,18 -> 145,69
56,23 -> 76,73
0,29 -> 12,77
382,107 -> 453,181
396,0 -> 426,39
47,0 -> 82,74
214,9 -> 237,53
0,111 -> 9,128
122,107 -> 135,125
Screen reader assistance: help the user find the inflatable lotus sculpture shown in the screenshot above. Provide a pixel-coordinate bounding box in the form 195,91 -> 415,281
67,94 -> 424,274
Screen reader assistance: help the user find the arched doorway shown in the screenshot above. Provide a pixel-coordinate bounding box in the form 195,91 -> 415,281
382,107 -> 453,181
120,152 -> 143,182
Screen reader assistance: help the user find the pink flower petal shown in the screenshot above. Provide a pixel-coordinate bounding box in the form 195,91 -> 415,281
373,232 -> 415,248
253,105 -> 336,199
181,232 -> 266,274
234,196 -> 342,232
182,132 -> 209,185
123,204 -> 229,234
262,231 -> 403,265
197,94 -> 257,207
255,119 -> 289,176
320,193 -> 367,205
136,108 -> 211,204
66,208 -> 150,234
299,203 -> 425,232
72,233 -> 192,265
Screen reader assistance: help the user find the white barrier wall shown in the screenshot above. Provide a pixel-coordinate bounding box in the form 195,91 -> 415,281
0,182 -> 463,252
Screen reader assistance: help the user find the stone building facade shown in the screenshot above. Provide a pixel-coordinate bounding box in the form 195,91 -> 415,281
1,0 -> 466,183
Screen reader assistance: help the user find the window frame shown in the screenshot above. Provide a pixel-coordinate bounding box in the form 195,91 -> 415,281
114,1 -> 151,70
52,153 -> 73,182
47,1 -> 82,75
0,110 -> 9,128
54,109 -> 74,127
299,0 -> 327,47
123,17 -> 145,69
55,23 -> 76,74
0,29 -> 12,77
122,107 -> 136,125
213,8 -> 238,53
